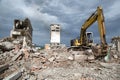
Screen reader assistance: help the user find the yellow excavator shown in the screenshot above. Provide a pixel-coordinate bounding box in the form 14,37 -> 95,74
70,6 -> 108,56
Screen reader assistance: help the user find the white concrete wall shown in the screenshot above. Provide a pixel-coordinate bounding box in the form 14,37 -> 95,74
50,24 -> 60,43
51,31 -> 60,43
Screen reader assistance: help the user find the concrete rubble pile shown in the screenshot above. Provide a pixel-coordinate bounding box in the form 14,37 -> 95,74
0,37 -> 120,80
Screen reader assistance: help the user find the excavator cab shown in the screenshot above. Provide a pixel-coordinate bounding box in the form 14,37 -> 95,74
86,32 -> 94,46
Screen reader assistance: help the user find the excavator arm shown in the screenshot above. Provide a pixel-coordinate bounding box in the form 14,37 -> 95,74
80,11 -> 97,45
97,7 -> 107,45
79,6 -> 107,49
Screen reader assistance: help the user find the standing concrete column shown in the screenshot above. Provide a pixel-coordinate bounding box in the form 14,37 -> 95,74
50,24 -> 60,49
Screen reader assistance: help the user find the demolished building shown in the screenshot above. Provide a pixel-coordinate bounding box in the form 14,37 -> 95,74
0,22 -> 120,80
10,18 -> 33,46
111,36 -> 120,53
45,24 -> 65,49
0,5 -> 120,80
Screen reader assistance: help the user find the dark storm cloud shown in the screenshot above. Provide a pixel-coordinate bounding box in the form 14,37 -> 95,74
0,0 -> 120,46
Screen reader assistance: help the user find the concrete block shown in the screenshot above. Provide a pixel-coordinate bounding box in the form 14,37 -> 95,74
87,55 -> 95,60
48,57 -> 55,62
68,55 -> 74,60
74,54 -> 87,61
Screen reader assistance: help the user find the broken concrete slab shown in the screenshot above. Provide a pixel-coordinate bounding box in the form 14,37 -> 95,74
87,55 -> 95,60
3,70 -> 22,80
48,57 -> 55,62
0,64 -> 9,74
0,42 -> 14,52
113,54 -> 118,59
68,55 -> 74,60
74,54 -> 87,61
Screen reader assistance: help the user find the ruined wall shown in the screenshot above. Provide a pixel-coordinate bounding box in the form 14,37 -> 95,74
10,18 -> 33,45
111,36 -> 120,52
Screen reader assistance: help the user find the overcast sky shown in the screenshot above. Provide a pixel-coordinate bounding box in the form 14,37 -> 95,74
0,0 -> 120,46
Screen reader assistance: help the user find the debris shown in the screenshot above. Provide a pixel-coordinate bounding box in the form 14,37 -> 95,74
3,70 -> 22,80
87,55 -> 95,60
68,55 -> 74,60
0,18 -> 120,80
74,54 -> 87,61
23,49 -> 29,60
12,51 -> 23,61
113,54 -> 118,59
48,57 -> 55,62
0,64 -> 9,74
